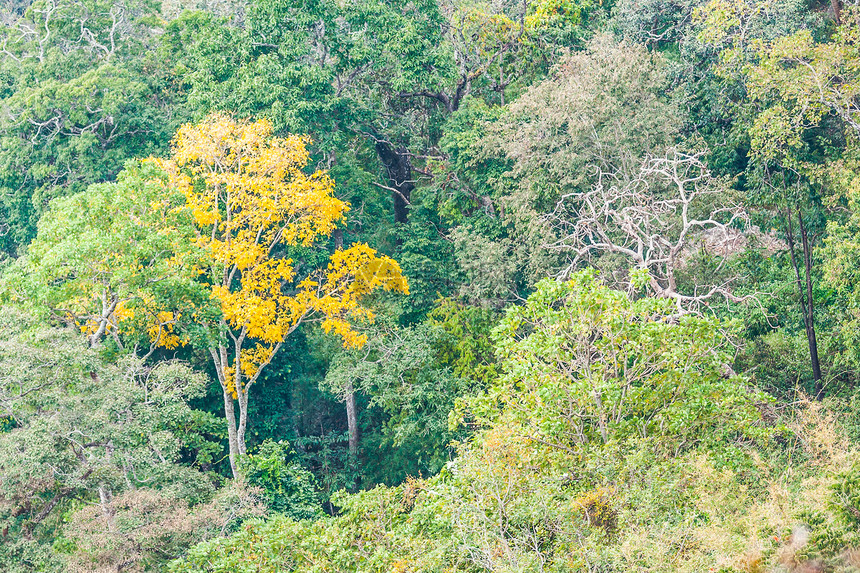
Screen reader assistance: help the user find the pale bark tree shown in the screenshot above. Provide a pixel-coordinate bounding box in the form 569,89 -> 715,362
546,149 -> 755,313
166,115 -> 407,478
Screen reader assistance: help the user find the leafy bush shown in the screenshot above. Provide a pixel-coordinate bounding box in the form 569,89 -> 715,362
239,441 -> 322,521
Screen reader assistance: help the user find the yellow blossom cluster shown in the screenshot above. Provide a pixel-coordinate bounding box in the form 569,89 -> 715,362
304,243 -> 409,348
166,113 -> 347,250
159,114 -> 407,382
115,300 -> 186,351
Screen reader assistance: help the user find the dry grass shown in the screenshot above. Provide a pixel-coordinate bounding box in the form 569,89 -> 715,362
610,398 -> 860,573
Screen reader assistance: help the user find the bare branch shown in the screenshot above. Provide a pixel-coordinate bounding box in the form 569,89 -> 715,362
545,148 -> 758,313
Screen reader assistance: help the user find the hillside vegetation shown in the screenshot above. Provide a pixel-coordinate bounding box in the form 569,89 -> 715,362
2,0 -> 860,571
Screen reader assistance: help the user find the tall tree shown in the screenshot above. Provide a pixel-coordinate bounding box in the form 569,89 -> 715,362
696,0 -> 854,392
13,114 -> 409,478
163,114 -> 408,476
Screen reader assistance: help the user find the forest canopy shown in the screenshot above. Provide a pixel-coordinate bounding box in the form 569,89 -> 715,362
1,0 -> 860,571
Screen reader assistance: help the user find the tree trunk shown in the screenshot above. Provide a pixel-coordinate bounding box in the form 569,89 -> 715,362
98,486 -> 115,533
237,388 -> 248,457
591,388 -> 608,444
212,345 -> 241,479
785,207 -> 823,396
332,227 -> 359,455
375,140 -> 414,226
98,440 -> 116,533
222,386 -> 241,479
831,0 -> 842,24
232,332 -> 249,457
798,212 -> 823,396
345,380 -> 359,456
88,292 -> 119,347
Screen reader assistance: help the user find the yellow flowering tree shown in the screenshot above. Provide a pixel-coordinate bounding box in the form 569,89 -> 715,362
162,114 -> 408,477
13,113 -> 407,477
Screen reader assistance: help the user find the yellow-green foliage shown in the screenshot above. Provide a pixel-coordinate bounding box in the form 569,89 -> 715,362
172,398 -> 860,572
172,277 -> 860,573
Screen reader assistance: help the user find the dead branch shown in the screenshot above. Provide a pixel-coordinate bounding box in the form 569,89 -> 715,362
545,148 -> 756,313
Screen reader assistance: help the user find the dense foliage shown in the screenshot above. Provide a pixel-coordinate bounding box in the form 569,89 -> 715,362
2,0 -> 860,571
